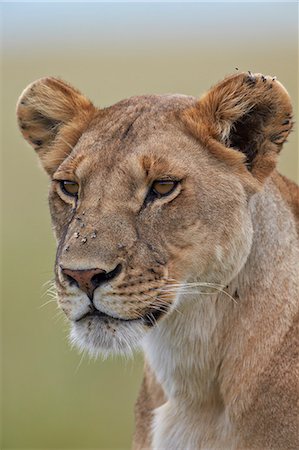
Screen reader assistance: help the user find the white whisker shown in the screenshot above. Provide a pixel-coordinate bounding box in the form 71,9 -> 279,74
161,279 -> 238,305
39,298 -> 58,309
75,349 -> 87,374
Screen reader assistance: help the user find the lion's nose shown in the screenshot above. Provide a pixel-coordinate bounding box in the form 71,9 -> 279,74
61,264 -> 122,299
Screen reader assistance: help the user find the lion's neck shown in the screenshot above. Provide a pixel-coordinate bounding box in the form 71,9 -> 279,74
143,293 -> 224,402
143,288 -> 235,448
142,177 -> 299,448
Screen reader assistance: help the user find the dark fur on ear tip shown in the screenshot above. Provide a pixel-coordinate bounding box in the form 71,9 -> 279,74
246,71 -> 256,86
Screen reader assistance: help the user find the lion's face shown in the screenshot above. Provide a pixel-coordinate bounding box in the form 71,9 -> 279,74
17,74 -> 292,356
49,96 -> 253,356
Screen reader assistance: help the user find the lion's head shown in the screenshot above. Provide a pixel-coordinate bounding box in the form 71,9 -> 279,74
17,73 -> 292,357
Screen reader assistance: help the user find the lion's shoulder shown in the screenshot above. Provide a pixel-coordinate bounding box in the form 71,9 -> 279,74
272,171 -> 299,234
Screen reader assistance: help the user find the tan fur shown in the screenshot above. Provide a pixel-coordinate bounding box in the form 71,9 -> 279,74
16,77 -> 95,175
17,73 -> 299,449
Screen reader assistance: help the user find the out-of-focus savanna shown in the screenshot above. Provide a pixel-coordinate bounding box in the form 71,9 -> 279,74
1,2 -> 298,449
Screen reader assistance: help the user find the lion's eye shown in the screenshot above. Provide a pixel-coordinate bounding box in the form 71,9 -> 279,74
151,180 -> 177,196
60,181 -> 79,197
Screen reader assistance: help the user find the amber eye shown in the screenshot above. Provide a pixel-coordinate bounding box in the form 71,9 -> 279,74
151,180 -> 177,196
60,181 -> 79,197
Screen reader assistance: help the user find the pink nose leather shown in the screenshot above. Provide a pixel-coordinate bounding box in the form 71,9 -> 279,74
61,267 -> 106,298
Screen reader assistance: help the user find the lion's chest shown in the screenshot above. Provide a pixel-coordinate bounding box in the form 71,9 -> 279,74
151,400 -> 236,450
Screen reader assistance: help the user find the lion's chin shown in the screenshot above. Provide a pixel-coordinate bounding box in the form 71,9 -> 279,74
69,315 -> 147,359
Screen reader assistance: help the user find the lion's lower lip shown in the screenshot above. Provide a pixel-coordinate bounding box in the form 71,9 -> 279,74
75,309 -> 138,323
75,306 -> 167,326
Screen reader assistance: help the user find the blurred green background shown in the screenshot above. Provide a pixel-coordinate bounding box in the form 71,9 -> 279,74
1,2 -> 298,449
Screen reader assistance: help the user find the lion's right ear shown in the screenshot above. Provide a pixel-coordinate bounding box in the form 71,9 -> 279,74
16,78 -> 95,175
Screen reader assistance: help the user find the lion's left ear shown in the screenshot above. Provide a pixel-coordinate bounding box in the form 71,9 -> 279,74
182,72 -> 293,184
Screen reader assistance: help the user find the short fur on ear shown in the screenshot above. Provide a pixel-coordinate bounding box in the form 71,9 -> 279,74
16,77 -> 95,175
182,72 -> 293,185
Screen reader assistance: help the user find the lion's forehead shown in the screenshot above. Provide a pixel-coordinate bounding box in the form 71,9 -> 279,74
59,95 -> 200,184
76,93 -> 196,147
104,93 -> 196,114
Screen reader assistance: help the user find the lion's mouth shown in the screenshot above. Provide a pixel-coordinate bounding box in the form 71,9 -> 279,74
76,306 -> 167,327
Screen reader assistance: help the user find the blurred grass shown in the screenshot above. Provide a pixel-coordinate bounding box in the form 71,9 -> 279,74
1,3 -> 298,449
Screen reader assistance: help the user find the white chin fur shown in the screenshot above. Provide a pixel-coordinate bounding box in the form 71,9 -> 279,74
69,317 -> 146,359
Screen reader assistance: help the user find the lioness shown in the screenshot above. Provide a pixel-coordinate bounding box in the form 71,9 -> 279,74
17,72 -> 299,449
